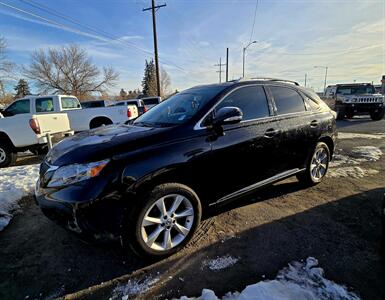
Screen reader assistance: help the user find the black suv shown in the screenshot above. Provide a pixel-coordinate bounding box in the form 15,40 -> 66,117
35,79 -> 337,257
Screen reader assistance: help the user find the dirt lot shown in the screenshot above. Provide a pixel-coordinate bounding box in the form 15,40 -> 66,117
1,117 -> 385,300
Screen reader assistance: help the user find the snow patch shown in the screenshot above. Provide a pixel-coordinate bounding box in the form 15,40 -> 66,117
328,166 -> 379,179
178,257 -> 359,300
338,132 -> 385,140
351,146 -> 382,161
328,146 -> 382,178
203,255 -> 239,271
110,275 -> 160,299
0,164 -> 39,231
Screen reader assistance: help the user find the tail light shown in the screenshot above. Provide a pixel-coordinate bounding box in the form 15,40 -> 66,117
127,108 -> 132,118
143,105 -> 148,113
29,118 -> 41,134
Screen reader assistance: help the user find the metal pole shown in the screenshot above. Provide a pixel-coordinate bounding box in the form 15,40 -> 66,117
304,73 -> 307,87
324,67 -> 328,94
226,48 -> 229,82
46,133 -> 53,150
151,0 -> 161,97
242,47 -> 246,78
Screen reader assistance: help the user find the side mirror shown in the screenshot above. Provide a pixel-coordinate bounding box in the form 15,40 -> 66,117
212,106 -> 243,126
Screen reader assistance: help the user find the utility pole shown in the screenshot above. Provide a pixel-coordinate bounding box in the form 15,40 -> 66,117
143,0 -> 166,97
226,48 -> 229,82
304,73 -> 307,87
214,58 -> 225,83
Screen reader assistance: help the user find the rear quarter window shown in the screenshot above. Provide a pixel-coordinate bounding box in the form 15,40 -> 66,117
61,97 -> 80,109
270,86 -> 306,114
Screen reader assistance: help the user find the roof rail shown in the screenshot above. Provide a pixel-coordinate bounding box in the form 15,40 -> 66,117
239,77 -> 300,86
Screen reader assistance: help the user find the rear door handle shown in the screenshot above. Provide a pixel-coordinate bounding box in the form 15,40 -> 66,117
264,128 -> 280,138
310,120 -> 319,127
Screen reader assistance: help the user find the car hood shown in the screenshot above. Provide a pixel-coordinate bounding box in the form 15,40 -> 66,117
46,124 -> 168,166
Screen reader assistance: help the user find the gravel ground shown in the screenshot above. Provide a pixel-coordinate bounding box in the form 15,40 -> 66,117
1,117 -> 385,300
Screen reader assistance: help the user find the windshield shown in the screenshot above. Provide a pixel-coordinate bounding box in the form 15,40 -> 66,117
133,86 -> 225,127
143,98 -> 160,105
336,85 -> 375,95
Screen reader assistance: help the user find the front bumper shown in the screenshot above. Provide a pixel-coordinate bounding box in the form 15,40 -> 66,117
336,102 -> 384,113
35,177 -> 127,242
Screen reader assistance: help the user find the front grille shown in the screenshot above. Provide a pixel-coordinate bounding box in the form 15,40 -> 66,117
352,97 -> 381,103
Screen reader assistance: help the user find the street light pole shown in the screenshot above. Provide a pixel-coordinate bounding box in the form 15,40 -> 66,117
242,40 -> 257,78
314,65 -> 328,95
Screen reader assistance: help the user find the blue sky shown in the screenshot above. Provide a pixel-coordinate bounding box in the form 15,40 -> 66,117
0,0 -> 384,94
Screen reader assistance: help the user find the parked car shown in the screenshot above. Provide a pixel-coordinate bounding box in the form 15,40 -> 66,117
141,96 -> 162,110
0,110 -> 72,167
35,78 -> 337,257
114,99 -> 148,116
333,83 -> 385,120
81,100 -> 114,108
1,95 -> 138,132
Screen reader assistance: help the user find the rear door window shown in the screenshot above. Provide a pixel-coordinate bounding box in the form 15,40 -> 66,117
270,86 -> 306,114
36,97 -> 54,112
215,85 -> 270,121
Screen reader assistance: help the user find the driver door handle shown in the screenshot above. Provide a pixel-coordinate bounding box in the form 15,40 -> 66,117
310,120 -> 319,127
264,128 -> 280,138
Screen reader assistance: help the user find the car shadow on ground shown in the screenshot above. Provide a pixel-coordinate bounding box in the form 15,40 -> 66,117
1,184 -> 384,300
141,186 -> 385,300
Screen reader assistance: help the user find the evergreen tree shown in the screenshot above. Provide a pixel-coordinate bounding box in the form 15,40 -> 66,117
14,79 -> 31,99
141,59 -> 157,97
119,88 -> 127,99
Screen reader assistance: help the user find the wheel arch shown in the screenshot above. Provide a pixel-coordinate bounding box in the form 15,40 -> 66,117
318,135 -> 334,157
126,166 -> 207,207
89,116 -> 113,129
0,131 -> 15,150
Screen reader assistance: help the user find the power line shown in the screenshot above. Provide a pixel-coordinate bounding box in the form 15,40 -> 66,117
0,0 -> 186,73
18,0 -> 154,56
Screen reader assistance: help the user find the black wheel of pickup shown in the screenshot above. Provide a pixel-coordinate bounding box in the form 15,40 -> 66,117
370,109 -> 385,121
0,141 -> 17,168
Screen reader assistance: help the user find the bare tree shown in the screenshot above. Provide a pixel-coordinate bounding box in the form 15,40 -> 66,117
24,44 -> 119,97
0,36 -> 14,97
160,67 -> 171,97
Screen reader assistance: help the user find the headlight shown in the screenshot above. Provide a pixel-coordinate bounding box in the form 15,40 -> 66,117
47,159 -> 109,188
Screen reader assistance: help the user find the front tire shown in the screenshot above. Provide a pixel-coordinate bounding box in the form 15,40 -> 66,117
0,141 -> 17,168
297,142 -> 330,186
336,107 -> 345,120
123,183 -> 202,257
370,109 -> 385,121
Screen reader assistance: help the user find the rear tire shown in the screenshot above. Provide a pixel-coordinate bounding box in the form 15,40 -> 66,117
122,183 -> 202,258
297,142 -> 330,186
0,141 -> 17,168
370,109 -> 385,121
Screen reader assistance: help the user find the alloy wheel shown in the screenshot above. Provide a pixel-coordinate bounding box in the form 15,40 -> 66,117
140,194 -> 195,251
0,148 -> 6,163
310,147 -> 328,180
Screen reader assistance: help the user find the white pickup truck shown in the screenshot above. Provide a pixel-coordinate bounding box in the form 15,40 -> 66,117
0,111 -> 73,167
1,95 -> 138,131
0,95 -> 138,167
